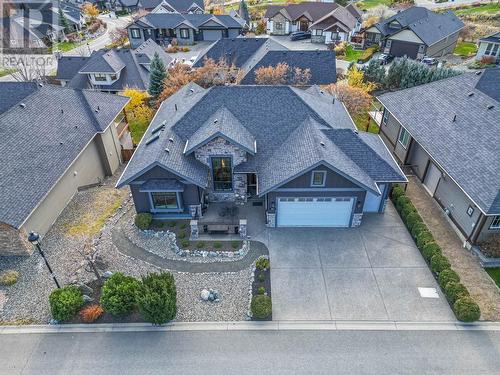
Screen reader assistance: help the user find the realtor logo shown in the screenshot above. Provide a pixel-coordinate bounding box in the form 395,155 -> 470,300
1,0 -> 58,54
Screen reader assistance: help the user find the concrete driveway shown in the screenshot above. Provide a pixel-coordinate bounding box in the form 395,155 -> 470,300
264,202 -> 455,322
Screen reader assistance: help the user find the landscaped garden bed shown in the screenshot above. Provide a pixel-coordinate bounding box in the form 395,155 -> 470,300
391,185 -> 481,322
250,257 -> 272,321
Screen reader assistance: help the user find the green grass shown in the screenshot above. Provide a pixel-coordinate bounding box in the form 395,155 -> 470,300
485,268 -> 500,288
352,113 -> 380,134
51,41 -> 78,52
454,3 -> 500,15
129,119 -> 150,145
454,41 -> 478,57
0,68 -> 17,77
357,0 -> 392,10
341,45 -> 364,62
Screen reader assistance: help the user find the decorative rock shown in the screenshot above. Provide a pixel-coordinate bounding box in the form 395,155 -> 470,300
102,271 -> 113,279
200,289 -> 210,301
49,319 -> 59,325
77,283 -> 94,295
83,294 -> 93,303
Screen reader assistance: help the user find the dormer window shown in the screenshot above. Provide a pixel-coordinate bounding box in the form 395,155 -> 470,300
94,73 -> 107,82
388,20 -> 401,29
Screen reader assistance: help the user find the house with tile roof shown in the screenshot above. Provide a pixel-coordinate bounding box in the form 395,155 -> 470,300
193,37 -> 336,85
0,83 -> 129,256
375,69 -> 500,246
363,6 -> 464,59
116,84 -> 405,231
55,39 -> 172,93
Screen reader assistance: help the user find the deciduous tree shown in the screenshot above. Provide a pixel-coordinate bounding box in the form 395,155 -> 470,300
82,2 -> 99,20
325,82 -> 372,116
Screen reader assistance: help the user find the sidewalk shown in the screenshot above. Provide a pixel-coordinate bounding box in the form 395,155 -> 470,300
406,177 -> 500,321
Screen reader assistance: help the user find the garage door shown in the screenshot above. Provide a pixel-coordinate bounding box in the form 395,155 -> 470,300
363,184 -> 386,213
389,40 -> 420,59
277,197 -> 354,227
203,30 -> 223,41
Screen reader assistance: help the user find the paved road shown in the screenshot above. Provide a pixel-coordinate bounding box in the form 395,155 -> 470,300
1,329 -> 499,374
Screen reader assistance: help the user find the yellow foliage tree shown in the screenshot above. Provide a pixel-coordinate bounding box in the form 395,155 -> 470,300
347,65 -> 377,93
121,88 -> 154,144
82,3 -> 99,20
122,88 -> 150,112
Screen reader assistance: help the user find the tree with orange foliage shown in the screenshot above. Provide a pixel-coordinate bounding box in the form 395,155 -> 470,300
254,62 -> 311,85
82,2 -> 99,20
324,82 -> 372,116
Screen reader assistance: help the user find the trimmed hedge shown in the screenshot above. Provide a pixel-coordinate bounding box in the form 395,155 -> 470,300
430,254 -> 451,274
416,231 -> 434,250
136,272 -> 177,325
100,272 -> 140,316
135,213 -> 152,230
405,211 -> 423,231
438,269 -> 460,289
49,285 -> 84,322
444,282 -> 469,305
395,196 -> 411,212
454,297 -> 481,322
411,222 -> 427,239
251,295 -> 272,319
422,242 -> 441,263
401,204 -> 417,221
391,185 -> 405,201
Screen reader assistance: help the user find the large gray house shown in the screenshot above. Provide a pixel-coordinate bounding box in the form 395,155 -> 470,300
116,84 -> 406,229
0,83 -> 129,256
363,6 -> 464,59
375,69 -> 500,246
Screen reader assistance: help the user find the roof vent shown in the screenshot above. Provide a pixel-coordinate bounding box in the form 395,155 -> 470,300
468,92 -> 474,97
145,134 -> 160,145
214,119 -> 218,124
452,114 -> 457,122
60,141 -> 63,145
174,104 -> 178,111
151,122 -> 166,134
169,137 -> 174,142
320,141 -> 325,147
189,88 -> 194,93
475,71 -> 482,76
19,103 -> 26,108
38,83 -> 44,87
353,129 -> 358,135
487,104 -> 495,110
165,148 -> 170,153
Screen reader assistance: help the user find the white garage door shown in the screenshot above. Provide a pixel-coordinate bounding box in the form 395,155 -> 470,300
203,30 -> 223,41
277,197 -> 354,227
363,184 -> 386,213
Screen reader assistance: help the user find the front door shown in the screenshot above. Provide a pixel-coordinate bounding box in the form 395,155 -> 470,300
247,173 -> 257,197
423,162 -> 441,196
299,21 -> 309,31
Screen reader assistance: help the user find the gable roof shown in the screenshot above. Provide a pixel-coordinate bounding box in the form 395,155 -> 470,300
142,0 -> 204,12
310,6 -> 357,32
0,84 -> 129,229
133,12 -> 242,30
346,3 -> 362,19
79,49 -> 126,74
0,82 -> 39,115
479,31 -> 500,44
264,2 -> 338,22
117,85 -> 405,194
55,56 -> 89,80
374,7 -> 464,46
377,70 -> 500,215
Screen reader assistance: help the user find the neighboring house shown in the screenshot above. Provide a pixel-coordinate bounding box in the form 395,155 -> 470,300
193,37 -> 337,85
111,0 -> 141,12
116,83 -> 406,229
309,4 -> 362,44
59,1 -> 85,32
229,0 -> 251,30
476,32 -> 500,63
375,69 -> 500,246
55,39 -> 172,93
363,6 -> 464,59
140,0 -> 205,13
0,83 -> 129,256
127,12 -> 243,47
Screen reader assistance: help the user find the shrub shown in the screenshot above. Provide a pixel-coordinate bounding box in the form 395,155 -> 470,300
256,257 -> 270,270
196,241 -> 205,249
178,231 -> 186,240
391,185 -> 405,202
0,270 -> 20,286
80,304 -> 104,323
168,221 -> 177,228
100,272 -> 139,316
405,211 -> 422,231
422,242 -> 442,263
257,273 -> 265,282
251,295 -> 272,319
232,241 -> 240,249
453,296 -> 480,322
411,222 -> 428,240
135,213 -> 152,230
416,231 -> 434,250
213,241 -> 222,249
257,287 -> 266,295
182,47 -> 190,52
49,285 -> 84,322
136,272 -> 177,325
430,253 -> 451,274
180,239 -> 189,248
444,282 -> 469,305
401,204 -> 417,222
179,223 -> 187,230
438,269 -> 460,289
395,196 -> 411,212
357,45 -> 379,63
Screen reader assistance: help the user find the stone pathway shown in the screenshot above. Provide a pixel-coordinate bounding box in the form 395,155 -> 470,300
406,177 -> 500,321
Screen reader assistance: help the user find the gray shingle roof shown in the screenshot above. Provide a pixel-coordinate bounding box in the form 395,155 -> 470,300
55,56 -> 89,80
374,7 -> 464,46
139,179 -> 185,191
0,84 -> 129,229
377,70 -> 500,214
0,82 -> 38,115
135,13 -> 242,30
79,49 -> 126,74
265,2 -> 338,21
193,38 -> 269,68
117,84 -> 405,195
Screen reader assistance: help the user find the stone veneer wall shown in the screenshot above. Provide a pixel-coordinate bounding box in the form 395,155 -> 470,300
0,223 -> 32,256
194,137 -> 248,202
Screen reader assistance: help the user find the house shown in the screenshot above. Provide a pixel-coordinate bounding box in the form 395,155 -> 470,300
374,69 -> 500,246
229,0 -> 251,30
0,83 -> 129,256
59,1 -> 85,33
363,7 -> 464,59
55,39 -> 172,93
116,84 -> 406,230
193,38 -> 337,85
264,1 -> 359,40
140,0 -> 205,13
309,4 -> 362,44
127,12 -> 243,47
476,32 -> 500,63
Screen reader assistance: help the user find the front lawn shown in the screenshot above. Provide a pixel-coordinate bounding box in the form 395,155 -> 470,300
352,113 -> 380,134
486,268 -> 500,288
454,41 -> 478,57
454,3 -> 500,15
341,45 -> 364,62
51,41 -> 79,52
129,118 -> 149,145
357,0 -> 392,10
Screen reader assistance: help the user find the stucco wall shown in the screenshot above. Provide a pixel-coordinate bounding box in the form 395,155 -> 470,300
407,141 -> 430,180
280,166 -> 360,189
477,215 -> 500,242
426,31 -> 460,57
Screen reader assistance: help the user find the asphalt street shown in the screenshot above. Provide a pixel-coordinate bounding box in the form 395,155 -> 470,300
1,329 -> 499,374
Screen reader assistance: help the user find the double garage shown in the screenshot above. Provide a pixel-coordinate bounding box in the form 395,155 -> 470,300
388,40 -> 422,59
275,185 -> 387,227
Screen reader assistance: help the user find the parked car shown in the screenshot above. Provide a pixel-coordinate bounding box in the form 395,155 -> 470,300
421,57 -> 438,66
290,31 -> 311,41
377,53 -> 394,65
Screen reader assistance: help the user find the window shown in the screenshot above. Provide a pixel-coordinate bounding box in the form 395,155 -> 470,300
275,22 -> 283,30
467,205 -> 474,217
315,29 -> 323,36
151,192 -> 178,210
491,216 -> 500,229
382,109 -> 388,125
485,43 -> 499,56
130,28 -> 141,39
94,73 -> 107,82
398,127 -> 410,148
110,73 -> 118,81
179,28 -> 189,39
311,171 -> 326,187
212,157 -> 232,191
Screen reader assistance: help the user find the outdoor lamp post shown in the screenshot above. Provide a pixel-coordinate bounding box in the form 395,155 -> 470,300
27,232 -> 61,289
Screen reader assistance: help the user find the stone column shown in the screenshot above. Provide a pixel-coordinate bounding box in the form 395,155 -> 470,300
239,219 -> 247,238
351,213 -> 363,227
266,211 -> 276,228
190,220 -> 199,240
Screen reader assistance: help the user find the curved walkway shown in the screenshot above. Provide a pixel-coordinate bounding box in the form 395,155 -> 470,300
111,226 -> 268,273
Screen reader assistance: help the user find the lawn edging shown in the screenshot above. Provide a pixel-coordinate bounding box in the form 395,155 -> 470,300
391,185 -> 481,322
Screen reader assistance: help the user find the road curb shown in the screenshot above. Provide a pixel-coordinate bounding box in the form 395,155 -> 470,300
1,320 -> 500,334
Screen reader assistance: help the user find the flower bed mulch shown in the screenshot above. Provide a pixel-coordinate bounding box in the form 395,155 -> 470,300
251,266 -> 272,321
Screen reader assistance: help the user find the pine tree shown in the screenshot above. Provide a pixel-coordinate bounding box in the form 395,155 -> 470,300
59,8 -> 70,32
148,52 -> 167,98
